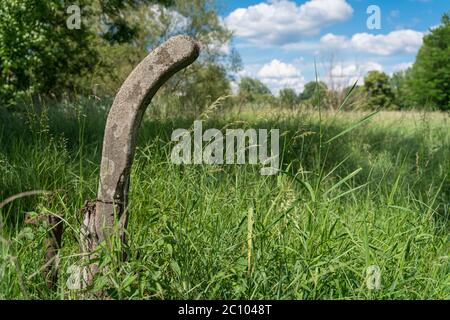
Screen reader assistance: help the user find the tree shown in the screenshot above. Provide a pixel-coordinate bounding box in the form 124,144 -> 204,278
0,0 -> 94,105
91,0 -> 237,101
0,0 -> 174,106
363,71 -> 394,109
170,63 -> 231,116
278,88 -> 299,109
339,84 -> 367,110
299,81 -> 328,106
407,12 -> 450,110
390,69 -> 413,109
238,77 -> 272,103
138,0 -> 236,116
93,0 -> 175,44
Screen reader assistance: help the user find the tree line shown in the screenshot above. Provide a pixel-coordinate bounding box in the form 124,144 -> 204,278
0,1 -> 448,112
0,0 -> 238,113
238,13 -> 450,112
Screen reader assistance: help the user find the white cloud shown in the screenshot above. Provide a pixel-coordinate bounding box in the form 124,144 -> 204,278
225,0 -> 353,46
237,60 -> 306,95
206,39 -> 231,55
320,33 -> 350,49
351,30 -> 423,55
323,61 -> 383,88
239,59 -> 385,93
262,77 -> 307,95
238,59 -> 384,94
320,29 -> 424,56
257,59 -> 298,78
257,59 -> 305,94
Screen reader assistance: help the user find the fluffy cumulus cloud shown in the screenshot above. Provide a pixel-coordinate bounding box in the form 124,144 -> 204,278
256,59 -> 306,94
258,59 -> 298,78
351,30 -> 423,55
261,76 -> 306,95
225,0 -> 353,46
238,59 -> 387,94
320,30 -> 424,56
319,33 -> 350,49
323,61 -> 383,88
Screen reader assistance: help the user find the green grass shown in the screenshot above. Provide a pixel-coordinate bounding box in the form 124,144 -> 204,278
0,99 -> 449,299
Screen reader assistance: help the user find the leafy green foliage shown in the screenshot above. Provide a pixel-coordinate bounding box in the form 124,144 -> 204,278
155,62 -> 232,116
0,0 -> 96,105
390,70 -> 414,109
338,84 -> 367,111
0,0 -> 231,107
407,12 -> 450,110
300,81 -> 328,106
182,63 -> 231,112
363,71 -> 394,109
238,77 -> 272,103
96,0 -> 175,43
278,88 -> 299,109
87,0 -> 236,102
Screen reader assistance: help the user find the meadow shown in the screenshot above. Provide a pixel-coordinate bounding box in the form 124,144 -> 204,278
0,99 -> 449,299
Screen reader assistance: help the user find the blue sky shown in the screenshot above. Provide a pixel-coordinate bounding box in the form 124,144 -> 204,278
215,0 -> 449,94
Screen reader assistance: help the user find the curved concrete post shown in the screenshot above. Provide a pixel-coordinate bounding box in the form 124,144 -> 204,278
81,36 -> 200,264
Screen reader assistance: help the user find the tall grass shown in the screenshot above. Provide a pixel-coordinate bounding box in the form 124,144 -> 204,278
0,98 -> 449,299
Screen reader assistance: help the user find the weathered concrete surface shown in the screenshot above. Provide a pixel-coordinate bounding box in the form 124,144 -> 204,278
81,36 -> 200,264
